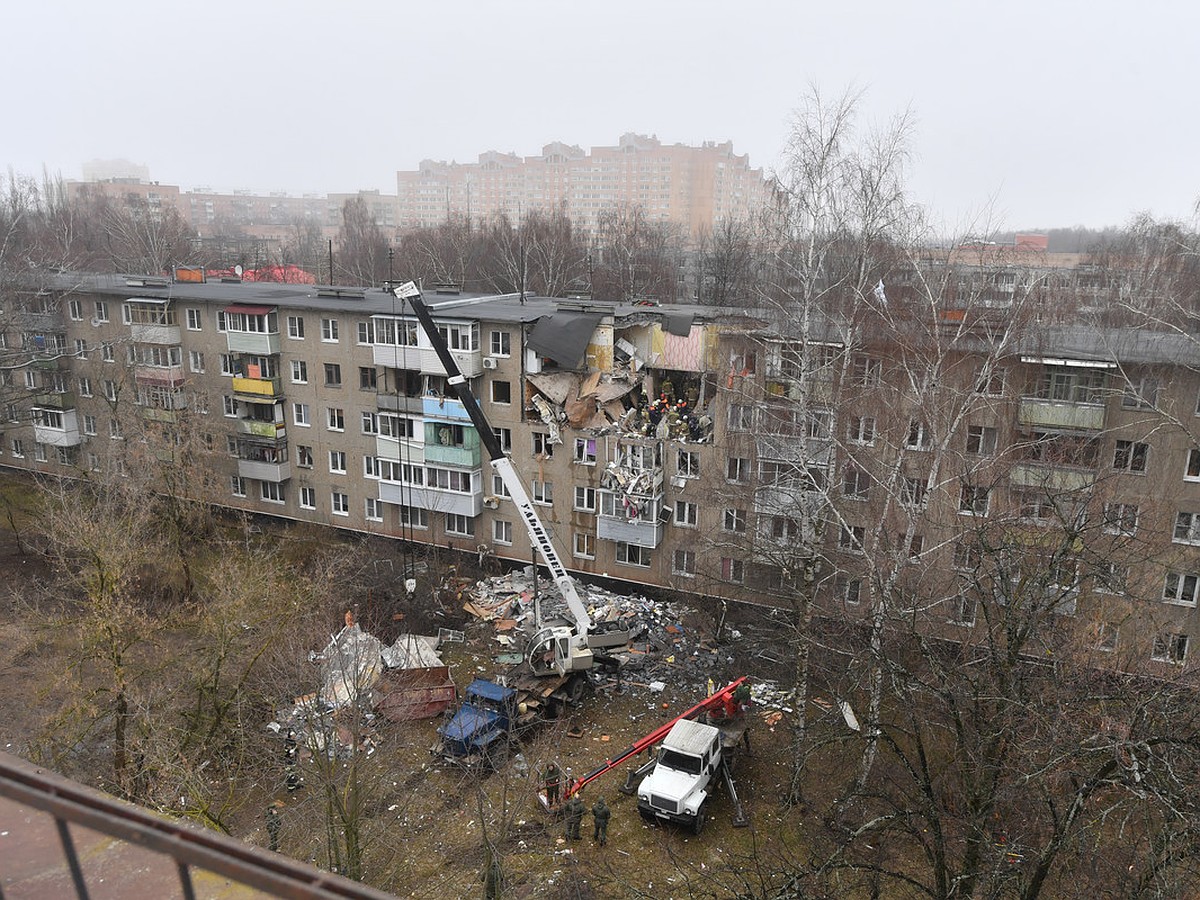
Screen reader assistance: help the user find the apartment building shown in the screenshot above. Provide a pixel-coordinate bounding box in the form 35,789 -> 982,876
396,133 -> 772,237
2,269 -> 1198,671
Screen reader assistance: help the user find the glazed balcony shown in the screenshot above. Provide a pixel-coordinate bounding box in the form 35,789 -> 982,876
238,419 -> 286,440
1018,398 -> 1106,432
377,481 -> 482,517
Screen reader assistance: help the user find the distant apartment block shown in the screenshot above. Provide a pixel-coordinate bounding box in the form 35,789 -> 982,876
395,133 -> 772,236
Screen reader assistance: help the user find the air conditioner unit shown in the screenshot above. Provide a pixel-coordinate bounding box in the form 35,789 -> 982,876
482,496 -> 500,509
481,357 -> 498,370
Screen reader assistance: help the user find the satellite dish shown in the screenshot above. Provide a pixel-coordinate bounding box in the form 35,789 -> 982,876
234,264 -> 244,277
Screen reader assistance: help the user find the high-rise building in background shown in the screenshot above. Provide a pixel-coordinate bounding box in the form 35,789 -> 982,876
395,133 -> 772,237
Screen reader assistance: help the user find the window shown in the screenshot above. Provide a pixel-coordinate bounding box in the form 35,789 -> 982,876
721,557 -> 745,583
769,516 -> 799,540
291,360 -> 308,383
121,303 -> 132,325
83,414 -> 96,436
848,416 -> 877,445
364,498 -> 383,521
491,380 -> 512,404
573,532 -> 596,559
1186,448 -> 1200,480
727,404 -> 755,431
220,354 -> 235,376
223,396 -> 237,417
533,480 -> 553,504
843,465 -> 870,500
723,508 -> 747,533
574,486 -> 597,512
260,482 -> 285,504
1175,511 -> 1200,544
186,308 -> 202,330
295,445 -> 313,468
1152,632 -> 1189,664
94,300 -> 109,323
959,484 -> 990,516
532,432 -> 553,457
1163,572 -> 1200,606
216,310 -> 227,332
1095,623 -> 1119,652
324,363 -> 342,387
851,355 -> 881,387
24,371 -> 37,390
899,476 -> 927,508
287,316 -> 305,339
363,456 -> 380,479
359,367 -> 377,390
1122,375 -> 1158,410
574,438 -> 597,465
839,525 -> 865,554
321,318 -> 339,342
79,376 -> 92,397
1094,560 -> 1128,595
73,338 -> 87,358
951,596 -> 978,627
490,330 -> 510,356
34,443 -> 47,462
69,299 -> 83,321
976,368 -> 1005,396
673,549 -> 696,576
87,452 -> 99,471
299,487 -> 316,509
677,450 -> 700,478
446,513 -> 475,537
293,403 -> 311,427
231,476 -> 246,497
225,435 -> 238,456
1112,440 -> 1150,474
616,542 -> 652,567
966,425 -> 998,455
840,577 -> 862,605
493,520 -> 513,544
493,427 -> 512,453
101,342 -> 115,362
1102,502 -> 1139,536
356,321 -> 375,345
4,404 -> 16,423
724,456 -> 750,483
675,500 -> 698,527
491,474 -> 511,499
954,543 -> 981,571
331,491 -> 350,516
183,350 -> 203,374
102,379 -> 118,401
1037,366 -> 1105,404
10,439 -> 24,458
329,450 -> 347,474
361,411 -> 379,435
327,407 -> 345,431
400,505 -> 429,528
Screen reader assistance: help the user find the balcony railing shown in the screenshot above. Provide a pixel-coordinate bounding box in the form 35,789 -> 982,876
1009,463 -> 1097,493
33,391 -> 76,410
1018,398 -> 1106,431
238,459 -> 292,483
130,323 -> 181,345
376,393 -> 423,415
238,419 -> 285,440
597,516 -> 663,548
378,481 -> 481,517
226,331 -> 281,355
232,375 -> 283,399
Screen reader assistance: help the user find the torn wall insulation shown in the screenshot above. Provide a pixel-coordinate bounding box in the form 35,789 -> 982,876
526,312 -> 603,368
662,311 -> 695,337
659,325 -> 706,371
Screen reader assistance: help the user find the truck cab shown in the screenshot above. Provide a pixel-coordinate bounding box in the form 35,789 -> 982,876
637,718 -> 723,833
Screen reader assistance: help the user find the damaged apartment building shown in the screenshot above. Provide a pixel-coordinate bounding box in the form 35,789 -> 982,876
5,269 -> 1200,670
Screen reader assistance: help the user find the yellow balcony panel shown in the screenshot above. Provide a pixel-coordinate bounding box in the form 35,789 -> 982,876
232,375 -> 283,398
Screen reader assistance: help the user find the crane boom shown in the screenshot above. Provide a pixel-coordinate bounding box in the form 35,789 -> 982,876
390,283 -> 595,669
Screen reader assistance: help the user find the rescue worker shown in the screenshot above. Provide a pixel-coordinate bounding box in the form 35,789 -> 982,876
543,761 -> 562,806
265,804 -> 281,851
564,795 -> 585,841
592,796 -> 611,846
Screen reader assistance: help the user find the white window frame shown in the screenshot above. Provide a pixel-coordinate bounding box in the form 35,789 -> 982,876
321,317 -> 339,342
574,486 -> 597,512
573,531 -> 596,559
293,402 -> 311,427
674,500 -> 698,527
492,519 -> 513,545
365,497 -> 383,522
327,407 -> 345,431
186,308 -> 202,330
291,360 -> 308,384
299,487 -> 317,509
331,491 -> 350,516
329,450 -> 347,474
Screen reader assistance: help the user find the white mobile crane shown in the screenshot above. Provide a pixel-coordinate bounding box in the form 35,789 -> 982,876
392,282 -> 628,683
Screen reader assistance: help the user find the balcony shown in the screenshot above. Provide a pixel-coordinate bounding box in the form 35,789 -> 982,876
238,419 -> 285,440
226,331 -> 281,355
372,345 -> 481,379
422,395 -> 473,423
1009,463 -> 1097,493
377,435 -> 424,464
142,407 -> 180,424
377,392 -> 424,415
597,516 -> 663,549
28,353 -> 66,371
238,459 -> 292,483
378,481 -> 482,517
32,391 -> 75,410
1018,398 -> 1106,431
130,323 -> 181,345
134,365 -> 185,387
232,375 -> 283,400
32,409 -> 81,447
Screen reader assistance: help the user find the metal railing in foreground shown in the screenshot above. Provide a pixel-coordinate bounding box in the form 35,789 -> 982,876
0,751 -> 397,900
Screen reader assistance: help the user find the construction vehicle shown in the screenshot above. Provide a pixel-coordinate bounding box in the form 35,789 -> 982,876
391,283 -> 630,762
538,676 -> 751,834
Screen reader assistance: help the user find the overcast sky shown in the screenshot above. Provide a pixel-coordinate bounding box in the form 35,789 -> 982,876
4,0 -> 1194,232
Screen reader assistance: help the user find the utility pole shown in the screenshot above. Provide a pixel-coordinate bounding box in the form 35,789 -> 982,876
328,240 -> 334,286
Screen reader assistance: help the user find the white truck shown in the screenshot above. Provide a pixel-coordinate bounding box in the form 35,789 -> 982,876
636,714 -> 749,834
